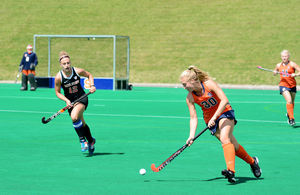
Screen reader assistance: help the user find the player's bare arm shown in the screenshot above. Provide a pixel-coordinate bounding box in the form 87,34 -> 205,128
75,67 -> 96,93
273,63 -> 280,75
186,92 -> 198,146
291,62 -> 300,77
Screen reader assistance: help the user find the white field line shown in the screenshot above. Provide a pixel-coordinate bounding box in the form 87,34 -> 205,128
0,95 -> 296,104
0,109 -> 287,123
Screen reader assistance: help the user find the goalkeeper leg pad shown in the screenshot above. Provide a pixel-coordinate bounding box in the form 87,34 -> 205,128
20,73 -> 28,91
28,73 -> 37,91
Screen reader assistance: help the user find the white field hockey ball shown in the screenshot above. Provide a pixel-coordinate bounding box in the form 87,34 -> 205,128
139,168 -> 146,175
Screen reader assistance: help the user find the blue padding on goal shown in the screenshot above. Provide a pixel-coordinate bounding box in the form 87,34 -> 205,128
47,77 -> 114,90
36,77 -> 51,88
81,78 -> 113,90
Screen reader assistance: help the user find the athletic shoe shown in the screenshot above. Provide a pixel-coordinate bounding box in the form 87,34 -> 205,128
290,119 -> 296,126
80,139 -> 88,152
221,169 -> 236,183
286,113 -> 296,126
88,138 -> 96,154
250,157 -> 261,178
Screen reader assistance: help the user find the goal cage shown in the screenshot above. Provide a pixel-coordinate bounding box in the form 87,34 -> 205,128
33,35 -> 131,90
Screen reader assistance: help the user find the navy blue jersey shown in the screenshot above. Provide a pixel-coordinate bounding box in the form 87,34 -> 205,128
60,67 -> 86,102
20,52 -> 38,70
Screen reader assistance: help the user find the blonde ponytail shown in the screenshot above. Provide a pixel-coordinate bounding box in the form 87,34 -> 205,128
180,65 -> 212,82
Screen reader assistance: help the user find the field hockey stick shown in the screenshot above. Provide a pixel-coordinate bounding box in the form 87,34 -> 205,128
151,126 -> 209,172
257,66 -> 292,76
15,65 -> 23,83
15,72 -> 20,83
41,92 -> 91,124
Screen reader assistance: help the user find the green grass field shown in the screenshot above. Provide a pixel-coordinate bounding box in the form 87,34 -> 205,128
1,84 -> 299,194
1,0 -> 300,85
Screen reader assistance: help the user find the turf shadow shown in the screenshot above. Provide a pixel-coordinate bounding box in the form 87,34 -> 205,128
292,125 -> 300,128
156,179 -> 203,182
204,176 -> 264,184
85,152 -> 125,157
156,176 -> 264,184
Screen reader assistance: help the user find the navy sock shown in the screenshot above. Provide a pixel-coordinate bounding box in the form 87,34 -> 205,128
84,125 -> 93,143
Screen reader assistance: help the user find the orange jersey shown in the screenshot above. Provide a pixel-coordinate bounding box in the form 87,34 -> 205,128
278,61 -> 296,88
192,82 -> 232,124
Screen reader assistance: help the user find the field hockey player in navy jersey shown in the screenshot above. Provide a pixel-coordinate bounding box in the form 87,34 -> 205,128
54,51 -> 96,154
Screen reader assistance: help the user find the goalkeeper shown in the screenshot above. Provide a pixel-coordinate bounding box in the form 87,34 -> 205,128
19,44 -> 38,91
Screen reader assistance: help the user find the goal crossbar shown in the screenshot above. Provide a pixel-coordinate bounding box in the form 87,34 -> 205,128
33,34 -> 130,90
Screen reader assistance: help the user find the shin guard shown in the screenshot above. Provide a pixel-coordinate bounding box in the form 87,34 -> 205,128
222,143 -> 236,173
28,73 -> 37,91
73,119 -> 85,141
21,73 -> 28,90
286,103 -> 294,119
235,144 -> 255,165
84,125 -> 93,143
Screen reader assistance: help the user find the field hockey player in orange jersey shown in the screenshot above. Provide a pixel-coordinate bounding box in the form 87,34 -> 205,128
180,65 -> 261,183
273,50 -> 300,126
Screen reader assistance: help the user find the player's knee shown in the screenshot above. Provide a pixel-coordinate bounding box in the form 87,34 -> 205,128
71,115 -> 79,122
220,137 -> 231,146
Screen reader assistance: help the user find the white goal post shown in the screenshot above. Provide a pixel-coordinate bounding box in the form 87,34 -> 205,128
33,34 -> 130,90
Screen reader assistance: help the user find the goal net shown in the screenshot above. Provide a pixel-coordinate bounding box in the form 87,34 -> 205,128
33,35 -> 130,90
